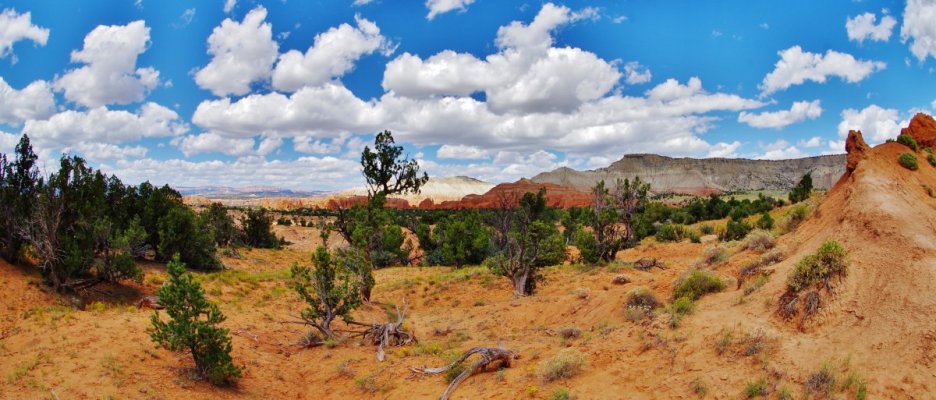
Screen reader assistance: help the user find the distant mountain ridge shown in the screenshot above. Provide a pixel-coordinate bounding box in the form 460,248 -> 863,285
176,186 -> 326,197
531,153 -> 847,194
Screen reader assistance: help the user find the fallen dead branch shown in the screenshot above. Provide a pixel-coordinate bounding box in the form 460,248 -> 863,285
410,346 -> 518,400
632,257 -> 666,271
343,302 -> 416,361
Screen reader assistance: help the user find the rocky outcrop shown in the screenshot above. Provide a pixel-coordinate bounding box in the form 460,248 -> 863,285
424,179 -> 591,209
339,176 -> 494,205
531,154 -> 846,194
899,112 -> 936,150
845,130 -> 870,174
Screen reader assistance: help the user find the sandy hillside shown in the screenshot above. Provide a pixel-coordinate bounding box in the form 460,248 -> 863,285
2,122 -> 936,399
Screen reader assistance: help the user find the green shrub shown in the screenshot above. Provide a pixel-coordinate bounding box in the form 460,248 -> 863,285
755,212 -> 774,230
899,152 -> 919,171
699,224 -> 714,235
149,255 -> 241,384
688,231 -> 701,243
786,240 -> 847,293
897,134 -> 919,152
928,153 -> 936,167
673,270 -> 725,301
539,349 -> 586,382
721,220 -> 752,241
655,223 -> 685,242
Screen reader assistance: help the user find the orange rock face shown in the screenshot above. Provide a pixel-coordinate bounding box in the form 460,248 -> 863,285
899,112 -> 936,149
424,179 -> 591,209
845,130 -> 870,174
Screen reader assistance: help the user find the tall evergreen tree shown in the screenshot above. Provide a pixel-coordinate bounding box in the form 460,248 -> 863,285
0,134 -> 40,263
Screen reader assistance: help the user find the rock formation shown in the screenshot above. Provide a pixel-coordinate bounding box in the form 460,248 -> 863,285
899,112 -> 936,149
845,130 -> 870,174
531,154 -> 846,194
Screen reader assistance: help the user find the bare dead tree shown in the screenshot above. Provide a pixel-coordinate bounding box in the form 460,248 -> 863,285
343,302 -> 416,361
410,346 -> 518,400
489,191 -> 517,251
19,191 -> 65,291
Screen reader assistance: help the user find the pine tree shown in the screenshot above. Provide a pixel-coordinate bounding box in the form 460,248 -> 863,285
150,255 -> 241,385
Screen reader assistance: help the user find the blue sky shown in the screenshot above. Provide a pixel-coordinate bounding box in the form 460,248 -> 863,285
0,0 -> 934,190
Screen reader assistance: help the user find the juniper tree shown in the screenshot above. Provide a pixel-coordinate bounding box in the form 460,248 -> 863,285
0,134 -> 40,263
493,188 -> 567,296
150,255 -> 241,385
290,229 -> 363,342
240,207 -> 280,249
788,172 -> 813,204
333,130 -> 428,301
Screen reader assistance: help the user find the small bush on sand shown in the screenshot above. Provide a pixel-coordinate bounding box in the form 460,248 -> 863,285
928,153 -> 936,167
899,152 -> 919,171
625,286 -> 660,309
742,230 -> 775,252
540,349 -> 586,382
786,241 -> 847,293
550,388 -> 572,400
744,378 -> 768,398
700,246 -> 728,266
897,133 -> 919,152
700,224 -> 714,235
673,270 -> 725,301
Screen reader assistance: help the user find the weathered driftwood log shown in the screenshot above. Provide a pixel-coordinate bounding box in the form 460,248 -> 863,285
410,346 -> 518,400
345,303 -> 417,361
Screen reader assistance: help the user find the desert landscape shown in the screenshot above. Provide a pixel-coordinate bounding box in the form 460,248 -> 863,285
1,114 -> 935,399
1,1 -> 936,399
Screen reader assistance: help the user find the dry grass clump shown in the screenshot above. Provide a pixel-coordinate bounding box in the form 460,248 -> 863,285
539,349 -> 586,382
779,203 -> 809,233
697,246 -> 728,267
742,230 -> 775,252
557,327 -> 582,340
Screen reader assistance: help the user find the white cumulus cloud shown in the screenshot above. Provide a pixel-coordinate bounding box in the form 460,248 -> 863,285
175,132 -> 255,157
837,104 -> 903,144
223,0 -> 236,13
0,77 -> 55,125
738,100 -> 822,129
756,139 -> 807,160
54,20 -> 160,107
437,144 -> 490,159
846,11 -> 896,43
272,15 -> 393,92
759,46 -> 885,96
798,136 -> 823,148
195,6 -> 278,97
901,0 -> 936,62
426,0 -> 476,20
22,102 -> 187,150
0,9 -> 49,61
623,61 -> 652,85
